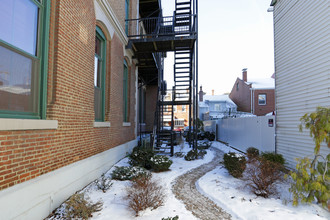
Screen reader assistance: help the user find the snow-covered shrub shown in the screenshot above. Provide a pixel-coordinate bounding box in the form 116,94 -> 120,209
65,193 -> 102,219
95,174 -> 113,193
129,146 -> 154,169
150,155 -> 173,172
261,152 -> 285,166
162,215 -> 179,220
126,174 -> 165,216
111,166 -> 150,181
246,147 -> 259,159
223,152 -> 246,178
197,140 -> 212,149
174,152 -> 185,158
244,158 -> 284,198
184,149 -> 206,161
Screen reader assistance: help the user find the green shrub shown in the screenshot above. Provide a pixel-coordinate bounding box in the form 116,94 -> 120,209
111,166 -> 150,181
287,155 -> 329,207
287,107 -> 330,208
246,147 -> 259,159
162,215 -> 179,220
65,193 -> 102,219
174,152 -> 185,158
204,131 -> 215,141
95,174 -> 113,193
150,155 -> 173,172
184,149 -> 206,161
261,152 -> 285,165
129,146 -> 155,169
197,140 -> 212,149
223,152 -> 247,178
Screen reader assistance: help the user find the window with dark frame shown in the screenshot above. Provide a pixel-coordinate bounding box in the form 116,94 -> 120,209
123,60 -> 129,122
0,0 -> 50,119
94,26 -> 106,121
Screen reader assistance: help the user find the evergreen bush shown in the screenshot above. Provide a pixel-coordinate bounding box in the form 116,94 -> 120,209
246,147 -> 259,159
184,149 -> 206,161
261,152 -> 285,165
111,166 -> 150,181
129,146 -> 154,169
223,152 -> 247,178
150,155 -> 173,172
95,174 -> 113,193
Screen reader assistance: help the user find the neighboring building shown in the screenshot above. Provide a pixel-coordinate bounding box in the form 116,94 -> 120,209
0,1 -> 161,219
163,92 -> 189,129
270,0 -> 330,168
199,87 -> 237,120
229,69 -> 275,116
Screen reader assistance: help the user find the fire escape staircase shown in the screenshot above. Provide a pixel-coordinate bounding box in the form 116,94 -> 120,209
127,0 -> 197,155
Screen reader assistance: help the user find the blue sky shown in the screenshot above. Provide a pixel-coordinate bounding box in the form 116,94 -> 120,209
162,0 -> 274,95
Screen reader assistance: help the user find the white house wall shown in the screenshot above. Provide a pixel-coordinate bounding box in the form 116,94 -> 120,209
273,0 -> 330,168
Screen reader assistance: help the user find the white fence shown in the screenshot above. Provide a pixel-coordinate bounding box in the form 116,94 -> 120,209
212,116 -> 275,153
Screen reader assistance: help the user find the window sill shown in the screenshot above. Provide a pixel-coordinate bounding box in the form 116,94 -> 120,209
0,118 -> 58,131
94,122 -> 111,128
123,122 -> 131,127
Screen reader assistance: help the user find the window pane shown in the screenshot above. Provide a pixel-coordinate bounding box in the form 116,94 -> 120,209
0,0 -> 39,55
94,87 -> 102,121
258,94 -> 266,105
94,56 -> 101,87
95,37 -> 101,56
0,45 -> 38,113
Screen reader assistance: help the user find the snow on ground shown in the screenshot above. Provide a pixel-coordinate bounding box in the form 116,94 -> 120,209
49,141 -> 330,220
197,142 -> 330,220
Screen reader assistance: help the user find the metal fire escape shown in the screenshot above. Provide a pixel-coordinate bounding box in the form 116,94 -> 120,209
127,0 -> 198,155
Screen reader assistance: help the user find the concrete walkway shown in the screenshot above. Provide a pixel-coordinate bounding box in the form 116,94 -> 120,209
172,147 -> 231,220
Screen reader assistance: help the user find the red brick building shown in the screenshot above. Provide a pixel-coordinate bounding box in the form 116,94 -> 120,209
0,1 -> 160,219
229,69 -> 275,116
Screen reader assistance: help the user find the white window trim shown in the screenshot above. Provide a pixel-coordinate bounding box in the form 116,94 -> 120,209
258,94 -> 267,105
0,119 -> 58,131
94,122 -> 111,127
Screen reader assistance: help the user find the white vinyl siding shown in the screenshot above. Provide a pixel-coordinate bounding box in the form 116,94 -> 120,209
273,0 -> 330,168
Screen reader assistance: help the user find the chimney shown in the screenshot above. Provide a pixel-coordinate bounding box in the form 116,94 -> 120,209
242,68 -> 248,82
212,89 -> 214,96
199,86 -> 203,102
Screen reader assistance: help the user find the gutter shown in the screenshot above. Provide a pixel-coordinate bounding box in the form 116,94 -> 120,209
270,0 -> 277,6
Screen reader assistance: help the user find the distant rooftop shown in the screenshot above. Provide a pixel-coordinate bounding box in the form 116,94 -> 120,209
200,95 -> 236,107
246,78 -> 275,89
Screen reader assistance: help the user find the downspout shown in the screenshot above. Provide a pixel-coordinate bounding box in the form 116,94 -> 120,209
250,88 -> 253,114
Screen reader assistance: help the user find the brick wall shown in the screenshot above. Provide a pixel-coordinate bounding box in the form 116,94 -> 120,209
0,0 -> 136,191
175,105 -> 190,127
253,89 -> 275,116
229,78 -> 251,113
108,0 -> 138,32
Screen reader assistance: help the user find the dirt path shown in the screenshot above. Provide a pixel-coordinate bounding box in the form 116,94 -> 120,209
172,147 -> 231,220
